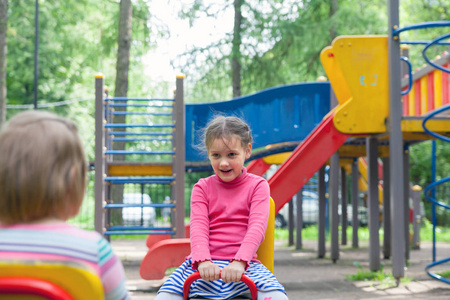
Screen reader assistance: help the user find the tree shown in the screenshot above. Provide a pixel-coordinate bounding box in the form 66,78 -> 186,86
112,0 -> 133,158
0,0 -> 6,125
115,0 -> 132,100
232,0 -> 243,98
177,0 -> 387,102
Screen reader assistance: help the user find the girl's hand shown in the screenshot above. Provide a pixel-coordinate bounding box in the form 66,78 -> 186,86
197,261 -> 221,281
221,260 -> 246,283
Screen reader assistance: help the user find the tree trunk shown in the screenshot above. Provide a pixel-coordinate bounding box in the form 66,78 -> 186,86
111,0 -> 132,227
0,0 -> 7,125
115,0 -> 132,100
329,0 -> 338,42
113,0 -> 132,156
232,0 -> 243,98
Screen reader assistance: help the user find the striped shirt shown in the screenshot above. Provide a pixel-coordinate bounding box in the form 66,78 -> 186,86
0,223 -> 130,300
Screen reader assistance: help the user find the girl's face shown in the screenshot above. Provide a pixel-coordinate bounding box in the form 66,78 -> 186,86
208,136 -> 252,182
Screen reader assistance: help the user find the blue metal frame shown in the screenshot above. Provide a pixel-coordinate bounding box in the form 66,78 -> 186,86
400,56 -> 412,96
422,103 -> 450,283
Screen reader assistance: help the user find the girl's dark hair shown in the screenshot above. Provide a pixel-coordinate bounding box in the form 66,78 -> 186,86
202,115 -> 253,152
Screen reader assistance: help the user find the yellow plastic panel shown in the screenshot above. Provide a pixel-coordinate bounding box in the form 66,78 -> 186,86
256,198 -> 275,273
320,46 -> 352,105
331,36 -> 389,134
108,164 -> 172,176
358,158 -> 383,205
434,69 -> 442,108
262,152 -> 291,165
0,261 -> 104,300
401,118 -> 450,133
420,76 -> 428,114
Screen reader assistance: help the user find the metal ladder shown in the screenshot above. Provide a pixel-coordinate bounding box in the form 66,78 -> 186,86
94,75 -> 185,238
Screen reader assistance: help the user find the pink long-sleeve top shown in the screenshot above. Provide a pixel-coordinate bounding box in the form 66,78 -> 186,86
188,167 -> 270,270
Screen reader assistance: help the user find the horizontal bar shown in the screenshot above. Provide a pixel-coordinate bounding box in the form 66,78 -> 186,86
112,111 -> 172,116
104,176 -> 175,184
111,137 -> 172,142
107,104 -> 173,108
105,150 -> 175,155
106,97 -> 174,101
107,164 -> 172,177
104,231 -> 176,235
105,123 -> 174,128
400,40 -> 450,45
104,203 -> 176,209
108,132 -> 172,136
394,21 -> 450,36
107,225 -> 173,231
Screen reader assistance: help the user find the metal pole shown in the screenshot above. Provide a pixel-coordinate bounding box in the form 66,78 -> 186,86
387,0 -> 406,279
288,199 -> 294,246
94,74 -> 105,235
296,189 -> 303,250
403,145 -> 411,260
34,0 -> 39,109
341,167 -> 348,245
318,165 -> 326,258
173,75 -> 186,238
411,185 -> 422,250
367,137 -> 380,271
431,140 -> 437,262
382,156 -> 391,259
330,153 -> 340,263
351,159 -> 359,248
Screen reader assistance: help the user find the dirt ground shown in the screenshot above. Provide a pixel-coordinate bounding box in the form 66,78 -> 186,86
111,238 -> 450,299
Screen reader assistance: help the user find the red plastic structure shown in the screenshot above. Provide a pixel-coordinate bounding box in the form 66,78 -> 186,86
140,238 -> 191,280
0,277 -> 74,300
183,272 -> 257,300
269,112 -> 350,214
246,158 -> 271,176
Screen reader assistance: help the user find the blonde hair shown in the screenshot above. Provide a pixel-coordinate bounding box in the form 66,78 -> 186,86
0,110 -> 87,224
203,115 -> 253,152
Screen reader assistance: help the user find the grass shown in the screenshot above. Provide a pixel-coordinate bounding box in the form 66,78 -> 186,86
346,262 -> 412,289
274,220 -> 450,243
436,270 -> 450,280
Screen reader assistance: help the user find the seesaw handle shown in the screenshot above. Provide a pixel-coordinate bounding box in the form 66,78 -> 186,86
183,271 -> 257,300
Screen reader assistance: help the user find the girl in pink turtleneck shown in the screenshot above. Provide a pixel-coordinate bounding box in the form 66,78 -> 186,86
156,116 -> 288,300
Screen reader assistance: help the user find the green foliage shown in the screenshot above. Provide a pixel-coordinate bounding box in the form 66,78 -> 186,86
275,222 -> 450,244
346,262 -> 411,288
409,141 -> 450,225
176,0 -> 388,102
399,0 -> 450,69
436,270 -> 450,280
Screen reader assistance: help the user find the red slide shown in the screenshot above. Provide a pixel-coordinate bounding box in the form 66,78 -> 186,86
268,112 -> 349,214
246,158 -> 271,176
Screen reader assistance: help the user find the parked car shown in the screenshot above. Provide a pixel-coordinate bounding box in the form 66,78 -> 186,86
122,193 -> 156,227
275,191 -> 369,228
339,204 -> 369,227
275,190 -> 319,228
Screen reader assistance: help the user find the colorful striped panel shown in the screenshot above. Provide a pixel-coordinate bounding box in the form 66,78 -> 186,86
443,63 -> 449,106
427,72 -> 435,112
415,79 -> 421,116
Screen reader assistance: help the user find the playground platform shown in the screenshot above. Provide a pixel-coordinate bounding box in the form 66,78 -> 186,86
112,238 -> 450,299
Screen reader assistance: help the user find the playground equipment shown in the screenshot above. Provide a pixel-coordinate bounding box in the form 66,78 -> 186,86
183,272 -> 257,300
140,198 -> 275,280
94,75 -> 185,238
423,100 -> 450,284
93,3 -> 450,283
0,260 -> 104,299
389,17 -> 450,284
